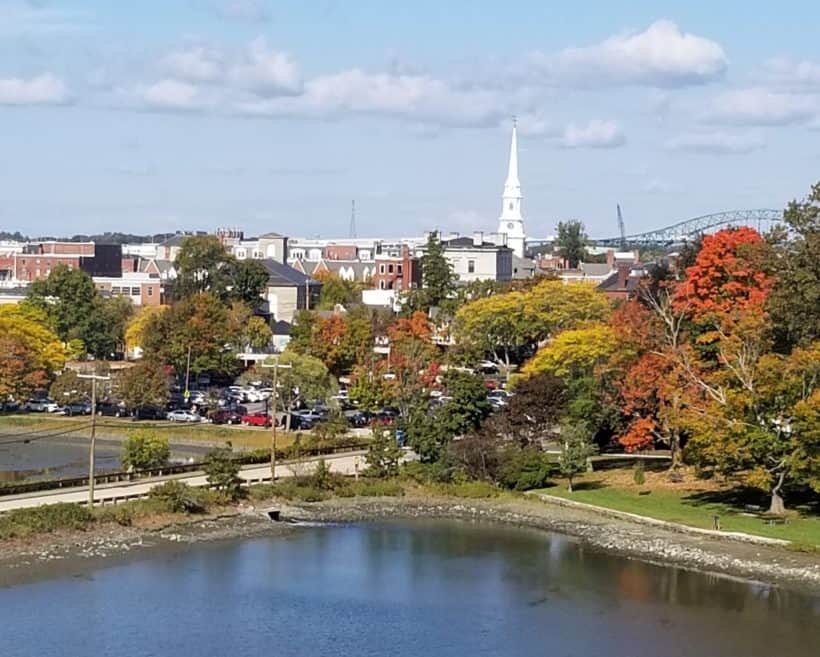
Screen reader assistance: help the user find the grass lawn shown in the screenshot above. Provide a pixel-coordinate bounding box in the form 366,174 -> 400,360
536,468 -> 820,547
0,414 -> 297,450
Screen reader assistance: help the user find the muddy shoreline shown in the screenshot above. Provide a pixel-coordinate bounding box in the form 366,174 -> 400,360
1,495 -> 819,594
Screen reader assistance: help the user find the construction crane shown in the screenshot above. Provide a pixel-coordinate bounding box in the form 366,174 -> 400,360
617,204 -> 627,250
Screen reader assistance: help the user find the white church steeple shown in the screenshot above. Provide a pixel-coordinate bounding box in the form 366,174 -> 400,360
497,118 -> 526,258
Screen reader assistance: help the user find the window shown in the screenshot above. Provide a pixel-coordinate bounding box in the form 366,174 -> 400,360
112,286 -> 121,294
397,264 -> 403,275
379,264 -> 385,274
379,280 -> 386,290
147,286 -> 153,296
388,264 -> 394,274
131,287 -> 140,295
468,260 -> 475,273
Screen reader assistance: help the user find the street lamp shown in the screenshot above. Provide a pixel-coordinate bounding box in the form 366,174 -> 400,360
260,358 -> 292,482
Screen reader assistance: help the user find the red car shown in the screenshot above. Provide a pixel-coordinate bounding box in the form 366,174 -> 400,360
241,412 -> 272,428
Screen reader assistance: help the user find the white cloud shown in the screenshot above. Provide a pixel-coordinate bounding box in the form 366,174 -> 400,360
164,46 -> 223,83
236,69 -> 508,127
760,57 -> 820,91
0,73 -> 68,105
531,20 -> 726,88
228,38 -> 302,95
214,0 -> 269,22
665,131 -> 765,154
560,120 -> 625,148
705,88 -> 817,126
140,79 -> 206,111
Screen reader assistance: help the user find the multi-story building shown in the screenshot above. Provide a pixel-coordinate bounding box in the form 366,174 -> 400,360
415,232 -> 513,283
372,245 -> 421,291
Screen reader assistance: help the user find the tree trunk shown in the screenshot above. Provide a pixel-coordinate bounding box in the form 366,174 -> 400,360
768,470 -> 786,514
668,430 -> 682,471
567,477 -> 573,493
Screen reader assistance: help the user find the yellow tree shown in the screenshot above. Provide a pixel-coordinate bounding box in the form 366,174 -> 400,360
0,306 -> 65,400
124,305 -> 168,356
523,280 -> 612,343
521,323 -> 616,379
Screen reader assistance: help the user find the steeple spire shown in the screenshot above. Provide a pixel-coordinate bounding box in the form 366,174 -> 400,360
504,116 -> 520,195
497,117 -> 526,259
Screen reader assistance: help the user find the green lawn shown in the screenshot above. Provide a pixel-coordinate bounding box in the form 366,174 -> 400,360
536,483 -> 820,547
0,414 -> 296,450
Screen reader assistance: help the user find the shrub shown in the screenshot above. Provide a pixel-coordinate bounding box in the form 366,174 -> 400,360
122,430 -> 170,471
435,481 -> 500,499
0,503 -> 93,539
401,460 -> 453,484
497,447 -> 554,491
148,480 -> 203,513
337,479 -> 404,498
310,459 -> 344,491
365,427 -> 402,478
264,481 -> 329,502
204,446 -> 243,500
633,460 -> 646,486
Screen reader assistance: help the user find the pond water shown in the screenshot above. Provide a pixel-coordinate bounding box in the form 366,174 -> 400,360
0,438 -> 206,481
0,520 -> 817,657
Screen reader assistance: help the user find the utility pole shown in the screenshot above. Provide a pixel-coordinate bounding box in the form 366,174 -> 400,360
184,345 -> 192,403
77,372 -> 111,507
349,199 -> 357,239
261,358 -> 292,482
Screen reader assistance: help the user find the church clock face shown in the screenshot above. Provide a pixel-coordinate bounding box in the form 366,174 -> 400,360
509,202 -> 514,210
507,222 -> 515,230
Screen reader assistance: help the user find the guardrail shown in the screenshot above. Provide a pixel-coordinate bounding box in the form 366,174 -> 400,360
0,442 -> 370,498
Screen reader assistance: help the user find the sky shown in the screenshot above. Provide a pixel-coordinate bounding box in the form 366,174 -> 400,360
1,0 -> 819,240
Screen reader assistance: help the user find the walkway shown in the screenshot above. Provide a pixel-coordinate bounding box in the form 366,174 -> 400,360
0,451 -> 367,513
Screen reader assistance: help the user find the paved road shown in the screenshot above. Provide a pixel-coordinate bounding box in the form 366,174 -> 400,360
0,451 -> 367,513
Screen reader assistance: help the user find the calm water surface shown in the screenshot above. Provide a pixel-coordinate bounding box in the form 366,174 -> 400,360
0,520 -> 818,657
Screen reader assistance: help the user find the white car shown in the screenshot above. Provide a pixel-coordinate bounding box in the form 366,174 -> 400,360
24,399 -> 61,413
167,410 -> 202,422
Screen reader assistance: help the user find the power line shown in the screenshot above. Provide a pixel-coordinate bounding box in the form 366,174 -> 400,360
0,423 -> 95,445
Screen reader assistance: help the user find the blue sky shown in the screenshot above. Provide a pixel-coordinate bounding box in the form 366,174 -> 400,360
1,0 -> 819,240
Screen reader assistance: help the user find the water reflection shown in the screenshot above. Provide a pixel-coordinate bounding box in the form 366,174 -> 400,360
0,519 -> 817,657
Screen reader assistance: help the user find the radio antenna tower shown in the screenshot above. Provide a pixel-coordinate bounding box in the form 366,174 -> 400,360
617,204 -> 627,250
349,199 -> 357,239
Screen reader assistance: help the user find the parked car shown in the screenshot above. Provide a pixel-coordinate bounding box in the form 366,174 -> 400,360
289,413 -> 317,430
63,401 -> 92,416
96,401 -> 126,417
1,400 -> 21,412
209,409 -> 242,425
167,409 -> 202,422
23,399 -> 60,413
345,410 -> 371,428
241,411 -> 272,428
132,406 -> 168,420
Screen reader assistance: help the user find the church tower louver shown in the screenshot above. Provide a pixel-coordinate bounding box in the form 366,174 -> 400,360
497,119 -> 526,258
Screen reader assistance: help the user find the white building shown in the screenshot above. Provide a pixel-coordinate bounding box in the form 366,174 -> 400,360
496,120 -> 527,259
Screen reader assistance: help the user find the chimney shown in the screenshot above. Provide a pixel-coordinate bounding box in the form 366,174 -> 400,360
606,249 -> 615,268
617,263 -> 631,289
472,230 -> 483,247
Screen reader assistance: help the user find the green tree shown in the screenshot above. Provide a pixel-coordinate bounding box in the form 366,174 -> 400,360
521,323 -> 616,379
24,265 -> 131,358
121,429 -> 170,470
555,220 -> 588,268
232,259 -> 270,309
117,360 -> 169,409
365,427 -> 403,478
49,370 -> 92,405
436,370 -> 492,438
204,445 -> 243,499
405,231 -> 456,313
558,421 -> 597,492
316,272 -> 361,309
768,181 -> 820,351
174,235 -> 236,301
254,352 -> 335,429
142,293 -> 242,380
